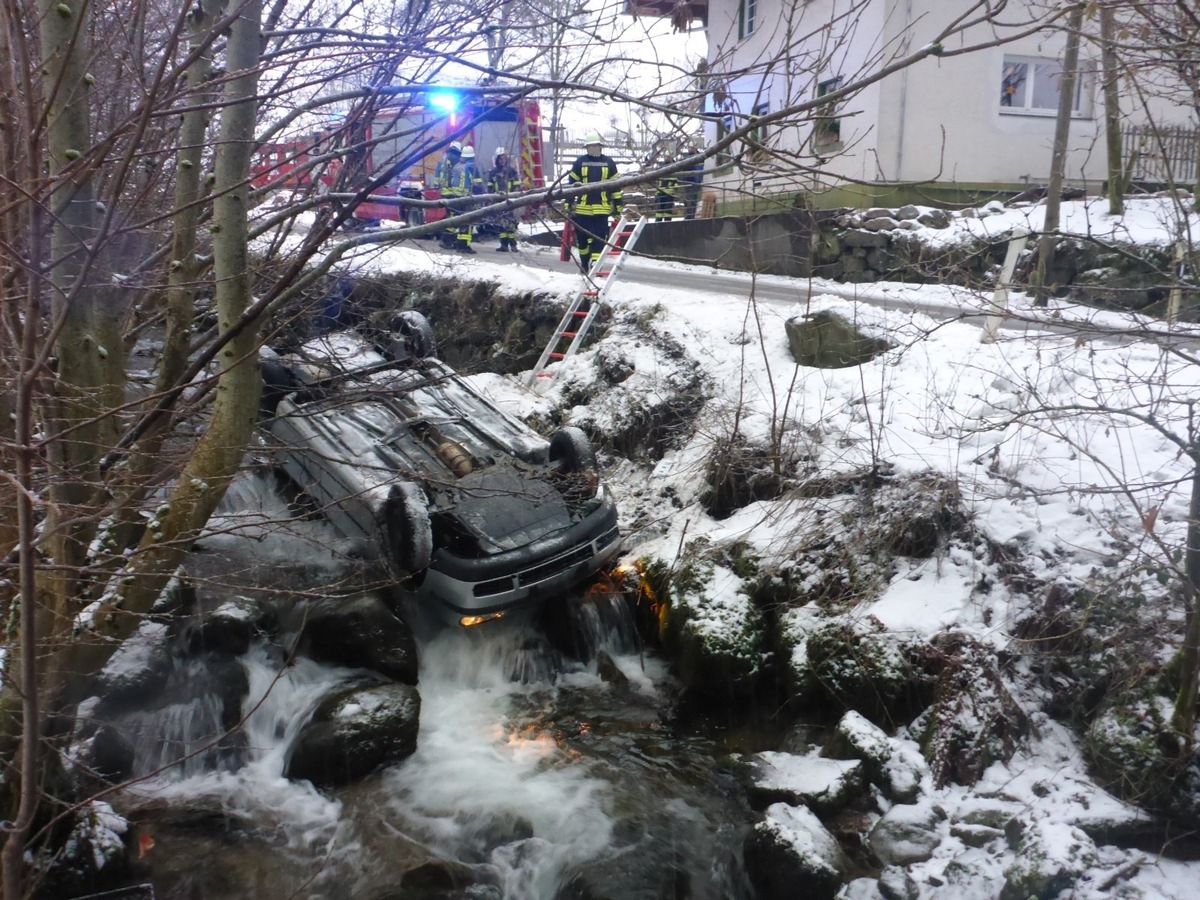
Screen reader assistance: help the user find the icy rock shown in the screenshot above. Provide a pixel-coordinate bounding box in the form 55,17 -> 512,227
298,595 -> 419,685
286,681 -> 421,786
878,864 -> 920,900
861,216 -> 900,232
745,750 -> 866,815
950,821 -> 1005,848
785,310 -> 894,370
895,205 -> 921,220
1000,821 -> 1097,900
840,877 -> 886,899
867,803 -> 945,866
800,617 -> 912,724
863,207 -> 895,220
744,803 -> 850,900
823,710 -> 929,803
916,209 -> 951,229
30,801 -> 130,899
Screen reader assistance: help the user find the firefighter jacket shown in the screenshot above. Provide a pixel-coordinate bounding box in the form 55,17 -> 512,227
568,152 -> 622,216
487,163 -> 521,194
437,156 -> 478,197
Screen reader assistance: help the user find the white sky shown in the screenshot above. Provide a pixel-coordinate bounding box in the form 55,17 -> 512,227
308,193 -> 1200,897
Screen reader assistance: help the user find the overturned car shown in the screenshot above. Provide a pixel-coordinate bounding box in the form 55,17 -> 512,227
260,312 -> 621,628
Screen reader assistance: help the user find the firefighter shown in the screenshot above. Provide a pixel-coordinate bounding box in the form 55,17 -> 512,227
655,157 -> 679,221
487,147 -> 521,252
568,132 -> 622,274
436,141 -> 479,253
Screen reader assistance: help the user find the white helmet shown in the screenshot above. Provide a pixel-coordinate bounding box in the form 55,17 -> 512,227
494,147 -> 508,160
461,145 -> 475,159
583,132 -> 603,147
447,141 -> 462,153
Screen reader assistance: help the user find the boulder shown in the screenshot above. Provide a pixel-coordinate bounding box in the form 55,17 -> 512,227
877,865 -> 920,900
842,229 -> 889,249
285,681 -> 421,787
861,217 -> 900,232
744,803 -> 850,900
823,711 -> 928,803
188,594 -> 272,655
28,801 -> 130,900
299,595 -> 420,685
895,205 -> 921,221
867,803 -> 944,866
916,209 -> 951,229
744,750 -> 866,815
1000,821 -> 1097,900
785,311 -> 893,370
801,618 -> 913,725
661,551 -> 769,702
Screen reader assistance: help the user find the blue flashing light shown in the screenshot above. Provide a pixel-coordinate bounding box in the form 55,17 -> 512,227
428,91 -> 458,113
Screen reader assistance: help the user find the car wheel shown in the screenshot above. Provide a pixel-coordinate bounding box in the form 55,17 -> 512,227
549,426 -> 597,474
260,358 -> 298,418
388,310 -> 435,360
383,482 -> 433,584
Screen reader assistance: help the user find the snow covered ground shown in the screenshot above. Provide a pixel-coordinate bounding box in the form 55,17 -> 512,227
271,195 -> 1200,897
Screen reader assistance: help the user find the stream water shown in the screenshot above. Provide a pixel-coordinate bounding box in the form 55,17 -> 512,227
119,476 -> 755,899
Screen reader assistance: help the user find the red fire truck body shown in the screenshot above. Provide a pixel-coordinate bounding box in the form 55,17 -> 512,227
253,93 -> 545,224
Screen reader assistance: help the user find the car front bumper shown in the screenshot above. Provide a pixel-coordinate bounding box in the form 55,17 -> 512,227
417,496 -> 621,625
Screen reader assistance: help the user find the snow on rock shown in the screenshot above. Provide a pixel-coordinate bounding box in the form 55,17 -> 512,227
1000,820 -> 1098,900
744,802 -> 849,900
867,801 -> 946,866
745,750 -> 865,815
824,710 -> 929,804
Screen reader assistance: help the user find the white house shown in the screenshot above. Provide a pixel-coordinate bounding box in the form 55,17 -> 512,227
629,0 -> 1192,210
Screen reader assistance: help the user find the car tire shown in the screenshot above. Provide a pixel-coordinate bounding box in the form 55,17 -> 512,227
549,426 -> 597,475
260,358 -> 298,418
383,482 -> 433,583
388,310 -> 435,360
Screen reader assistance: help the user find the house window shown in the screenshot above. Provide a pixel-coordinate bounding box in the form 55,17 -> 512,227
738,0 -> 756,39
749,101 -> 769,158
1000,55 -> 1091,116
814,76 -> 842,148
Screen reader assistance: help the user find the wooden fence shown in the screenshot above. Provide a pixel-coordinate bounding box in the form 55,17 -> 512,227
1123,124 -> 1198,187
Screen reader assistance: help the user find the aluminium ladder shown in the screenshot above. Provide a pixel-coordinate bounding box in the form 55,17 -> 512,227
526,212 -> 649,387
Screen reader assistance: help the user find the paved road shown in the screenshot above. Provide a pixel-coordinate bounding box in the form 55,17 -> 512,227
418,233 -> 1194,350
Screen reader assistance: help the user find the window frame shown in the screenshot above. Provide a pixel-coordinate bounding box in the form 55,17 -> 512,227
738,0 -> 756,40
999,53 -> 1092,118
813,76 -> 843,149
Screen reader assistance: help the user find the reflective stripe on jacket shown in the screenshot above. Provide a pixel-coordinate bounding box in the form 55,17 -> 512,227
487,164 -> 520,194
568,153 -> 622,215
437,158 -> 477,196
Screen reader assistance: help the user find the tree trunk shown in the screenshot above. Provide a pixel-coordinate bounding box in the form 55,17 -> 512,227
105,0 -> 228,554
1100,2 -> 1123,217
48,0 -> 266,711
1032,6 -> 1084,307
1171,456 -> 1200,737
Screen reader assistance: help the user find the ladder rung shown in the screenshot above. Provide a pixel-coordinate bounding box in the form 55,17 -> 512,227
583,290 -> 599,297
571,310 -> 589,316
537,372 -> 554,378
549,352 -> 565,359
561,331 -> 577,338
595,270 -> 611,277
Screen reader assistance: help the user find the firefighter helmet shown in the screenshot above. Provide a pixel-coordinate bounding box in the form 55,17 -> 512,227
583,132 -> 603,147
494,147 -> 508,160
461,145 -> 475,159
447,141 -> 463,153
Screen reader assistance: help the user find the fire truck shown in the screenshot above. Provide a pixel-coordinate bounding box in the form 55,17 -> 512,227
252,90 -> 546,225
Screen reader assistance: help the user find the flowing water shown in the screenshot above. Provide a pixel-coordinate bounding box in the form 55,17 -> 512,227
121,475 -> 754,899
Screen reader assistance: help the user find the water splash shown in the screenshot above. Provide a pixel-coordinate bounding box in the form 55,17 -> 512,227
382,626 -> 617,898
